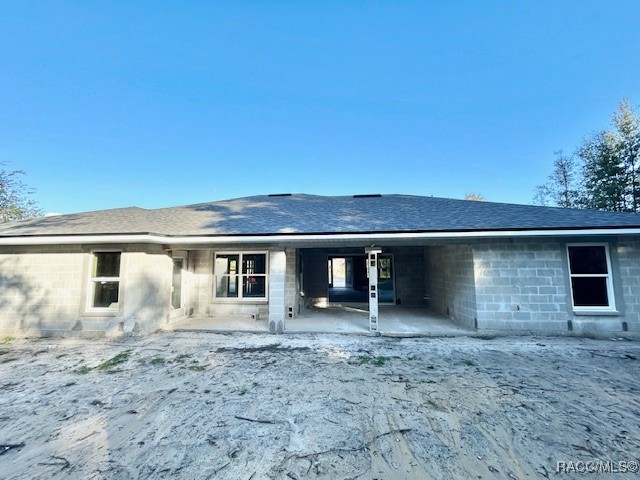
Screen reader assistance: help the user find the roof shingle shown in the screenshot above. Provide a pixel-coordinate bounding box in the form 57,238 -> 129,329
1,194 -> 639,238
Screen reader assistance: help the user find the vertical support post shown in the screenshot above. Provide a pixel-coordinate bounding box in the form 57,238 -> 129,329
268,249 -> 286,334
366,247 -> 382,334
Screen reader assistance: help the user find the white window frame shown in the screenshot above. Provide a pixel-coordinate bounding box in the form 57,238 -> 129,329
566,243 -> 616,313
86,249 -> 122,313
213,251 -> 268,301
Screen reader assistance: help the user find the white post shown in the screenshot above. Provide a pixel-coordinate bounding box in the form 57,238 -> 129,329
366,247 -> 382,333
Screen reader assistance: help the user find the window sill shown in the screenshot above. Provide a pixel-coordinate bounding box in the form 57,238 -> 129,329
211,299 -> 268,304
82,309 -> 119,318
573,310 -> 620,317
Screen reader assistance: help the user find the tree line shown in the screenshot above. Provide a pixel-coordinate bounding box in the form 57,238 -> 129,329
534,99 -> 640,212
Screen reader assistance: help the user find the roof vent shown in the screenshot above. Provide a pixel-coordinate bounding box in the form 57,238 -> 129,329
353,194 -> 382,198
268,193 -> 292,197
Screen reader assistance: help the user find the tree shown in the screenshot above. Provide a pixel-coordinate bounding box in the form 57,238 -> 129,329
464,192 -> 486,201
0,163 -> 42,222
533,150 -> 582,208
533,99 -> 640,212
578,130 -> 627,211
612,98 -> 640,211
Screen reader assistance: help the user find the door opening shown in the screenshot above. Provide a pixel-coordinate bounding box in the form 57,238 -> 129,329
327,254 -> 394,304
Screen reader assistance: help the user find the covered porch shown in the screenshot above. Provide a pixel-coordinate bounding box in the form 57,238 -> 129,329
288,305 -> 471,335
164,305 -> 471,336
167,242 -> 479,335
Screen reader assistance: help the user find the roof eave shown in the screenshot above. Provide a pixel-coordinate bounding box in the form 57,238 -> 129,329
1,227 -> 640,246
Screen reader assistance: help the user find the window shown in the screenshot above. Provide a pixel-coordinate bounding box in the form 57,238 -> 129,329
214,253 -> 267,299
88,251 -> 121,310
567,244 -> 615,311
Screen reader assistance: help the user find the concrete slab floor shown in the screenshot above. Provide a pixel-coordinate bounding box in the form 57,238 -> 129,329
165,305 -> 471,336
166,315 -> 269,333
288,305 -> 471,335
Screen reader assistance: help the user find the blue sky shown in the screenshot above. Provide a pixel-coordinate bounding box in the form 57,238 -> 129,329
1,1 -> 639,214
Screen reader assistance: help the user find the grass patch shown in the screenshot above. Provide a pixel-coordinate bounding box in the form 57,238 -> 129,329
74,365 -> 92,374
357,355 -> 371,365
188,364 -> 206,372
175,353 -> 192,363
357,355 -> 388,366
373,356 -> 389,366
0,349 -> 9,356
96,351 -> 131,371
0,337 -> 14,345
215,343 -> 311,354
150,357 -> 166,365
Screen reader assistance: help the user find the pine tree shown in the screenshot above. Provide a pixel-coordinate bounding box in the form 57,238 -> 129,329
578,131 -> 627,211
534,99 -> 640,213
612,99 -> 640,211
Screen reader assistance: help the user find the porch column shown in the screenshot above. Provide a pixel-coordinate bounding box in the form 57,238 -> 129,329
268,249 -> 286,334
366,247 -> 382,334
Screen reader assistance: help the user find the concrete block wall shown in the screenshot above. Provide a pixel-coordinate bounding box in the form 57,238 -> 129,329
284,248 -> 299,318
609,237 -> 640,333
471,238 -> 640,333
388,246 -> 425,306
195,249 -> 270,321
426,245 -> 477,328
0,245 -> 85,336
473,240 -> 569,331
121,248 -> 173,334
205,301 -> 270,320
268,249 -> 286,333
0,244 -> 172,337
190,250 -> 213,315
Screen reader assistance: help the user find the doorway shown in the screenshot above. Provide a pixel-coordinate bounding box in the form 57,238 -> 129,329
327,254 -> 395,304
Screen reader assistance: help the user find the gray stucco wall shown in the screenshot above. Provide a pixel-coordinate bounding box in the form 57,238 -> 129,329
0,244 -> 172,337
426,245 -> 477,328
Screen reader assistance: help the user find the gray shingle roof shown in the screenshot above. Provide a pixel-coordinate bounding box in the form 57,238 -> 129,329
1,194 -> 640,238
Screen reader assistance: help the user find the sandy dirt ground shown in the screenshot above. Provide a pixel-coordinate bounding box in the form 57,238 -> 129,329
0,331 -> 639,479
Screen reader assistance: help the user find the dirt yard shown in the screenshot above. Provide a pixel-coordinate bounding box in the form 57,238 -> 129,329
0,331 -> 639,479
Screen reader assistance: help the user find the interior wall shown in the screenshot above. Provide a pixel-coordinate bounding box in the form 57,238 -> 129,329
301,246 -> 428,307
387,246 -> 426,306
425,245 -> 477,328
301,248 -> 330,306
